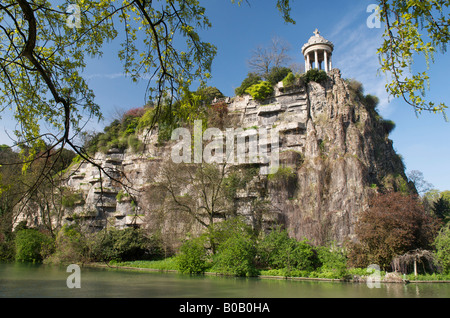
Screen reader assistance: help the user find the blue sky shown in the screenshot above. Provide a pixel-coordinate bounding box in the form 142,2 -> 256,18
1,0 -> 449,191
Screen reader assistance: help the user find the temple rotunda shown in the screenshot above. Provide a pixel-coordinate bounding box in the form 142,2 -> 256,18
301,29 -> 334,73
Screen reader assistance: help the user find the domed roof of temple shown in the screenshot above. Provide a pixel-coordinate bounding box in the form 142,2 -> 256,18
301,29 -> 334,54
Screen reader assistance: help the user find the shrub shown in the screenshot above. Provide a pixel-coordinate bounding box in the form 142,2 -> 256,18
212,233 -> 258,277
380,119 -> 396,135
137,108 -> 156,131
61,190 -> 83,208
282,72 -> 296,88
176,235 -> 209,274
257,228 -> 319,274
127,135 -> 144,152
434,226 -> 450,274
267,166 -> 296,182
302,69 -> 328,84
285,239 -> 318,273
45,224 -> 87,264
363,94 -> 379,110
89,227 -> 160,262
196,86 -> 224,105
245,81 -> 273,100
208,217 -> 255,253
266,67 -> 292,85
0,237 -> 15,261
346,79 -> 364,98
316,244 -> 348,276
235,73 -> 262,96
257,227 -> 291,269
15,229 -> 52,263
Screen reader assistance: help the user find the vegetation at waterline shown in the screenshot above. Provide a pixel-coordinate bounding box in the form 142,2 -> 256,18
2,190 -> 450,282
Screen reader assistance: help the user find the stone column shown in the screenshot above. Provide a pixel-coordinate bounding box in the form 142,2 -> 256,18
324,50 -> 328,73
306,53 -> 310,72
329,55 -> 332,71
314,50 -> 318,70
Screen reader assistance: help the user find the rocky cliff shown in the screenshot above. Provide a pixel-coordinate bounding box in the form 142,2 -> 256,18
23,69 -> 411,247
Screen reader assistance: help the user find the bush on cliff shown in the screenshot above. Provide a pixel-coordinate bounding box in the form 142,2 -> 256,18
245,81 -> 273,101
235,72 -> 262,96
302,69 -> 327,84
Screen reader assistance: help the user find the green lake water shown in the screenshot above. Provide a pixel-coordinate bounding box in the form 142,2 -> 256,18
1,262 -> 450,298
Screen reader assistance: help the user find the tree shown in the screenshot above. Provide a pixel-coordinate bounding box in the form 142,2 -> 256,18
0,144 -> 76,237
407,170 -> 434,196
422,188 -> 442,214
434,225 -> 450,273
247,36 -> 292,79
377,0 -> 449,117
235,73 -> 262,96
347,192 -> 440,270
0,1 -> 294,160
154,161 -> 233,253
432,196 -> 450,225
265,66 -> 292,86
14,228 -> 51,263
0,2 -> 295,224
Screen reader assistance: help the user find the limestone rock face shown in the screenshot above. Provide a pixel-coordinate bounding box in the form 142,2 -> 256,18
30,69 -> 411,246
226,69 -> 410,244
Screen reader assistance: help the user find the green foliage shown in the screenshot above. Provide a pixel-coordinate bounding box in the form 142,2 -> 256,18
176,235 -> 210,274
61,190 -> 83,208
177,87 -> 209,123
266,67 -> 292,85
377,0 -> 449,115
434,226 -> 450,274
210,217 -> 255,248
212,230 -> 258,277
346,79 -> 364,99
257,228 -> 320,275
44,225 -> 87,264
282,72 -> 296,88
0,0 -> 297,168
433,197 -> 450,225
116,190 -> 130,202
0,240 -> 15,261
363,94 -> 380,110
196,86 -> 224,105
90,228 -> 161,262
380,119 -> 396,134
302,69 -> 328,84
316,244 -> 348,277
127,135 -> 144,152
257,228 -> 291,269
235,73 -> 262,96
114,257 -> 179,271
222,167 -> 259,201
85,107 -> 148,154
267,166 -> 296,182
245,81 -> 274,101
15,229 -> 52,263
137,108 -> 156,132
